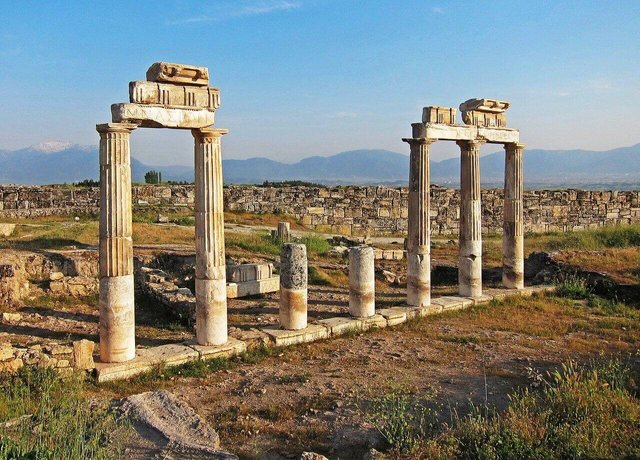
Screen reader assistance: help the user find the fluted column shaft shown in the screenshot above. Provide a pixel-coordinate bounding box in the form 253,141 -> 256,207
404,138 -> 432,307
503,143 -> 525,289
192,128 -> 229,345
97,122 -> 137,363
458,140 -> 483,297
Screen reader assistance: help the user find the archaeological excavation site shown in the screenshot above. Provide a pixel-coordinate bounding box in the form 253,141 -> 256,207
1,60 -> 639,460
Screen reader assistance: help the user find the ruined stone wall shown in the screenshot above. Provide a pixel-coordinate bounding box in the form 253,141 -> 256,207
1,185 -> 639,235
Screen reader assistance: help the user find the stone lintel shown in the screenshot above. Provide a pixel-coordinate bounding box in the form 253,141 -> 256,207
111,103 -> 215,129
406,123 -> 520,144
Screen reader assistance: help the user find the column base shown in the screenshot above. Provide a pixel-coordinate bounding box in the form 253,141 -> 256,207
99,275 -> 135,363
195,278 -> 228,346
280,286 -> 307,330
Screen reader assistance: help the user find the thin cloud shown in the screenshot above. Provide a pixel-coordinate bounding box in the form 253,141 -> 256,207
432,7 -> 444,14
168,1 -> 301,25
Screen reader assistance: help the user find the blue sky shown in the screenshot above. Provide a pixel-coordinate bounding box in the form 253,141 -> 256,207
0,0 -> 638,165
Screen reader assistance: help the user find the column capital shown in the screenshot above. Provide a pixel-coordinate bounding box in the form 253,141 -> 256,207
402,137 -> 436,146
96,122 -> 138,135
192,128 -> 229,142
456,139 -> 485,149
504,142 -> 526,151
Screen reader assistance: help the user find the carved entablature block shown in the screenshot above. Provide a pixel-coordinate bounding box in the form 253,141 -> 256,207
422,106 -> 457,125
460,98 -> 510,128
129,81 -> 220,110
146,62 -> 209,86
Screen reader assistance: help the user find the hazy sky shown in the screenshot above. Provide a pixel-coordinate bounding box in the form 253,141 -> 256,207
0,0 -> 638,166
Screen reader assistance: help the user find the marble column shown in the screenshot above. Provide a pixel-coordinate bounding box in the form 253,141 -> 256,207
503,143 -> 525,289
403,132 -> 432,307
457,140 -> 483,297
192,128 -> 229,346
280,243 -> 308,330
348,246 -> 375,318
97,122 -> 137,363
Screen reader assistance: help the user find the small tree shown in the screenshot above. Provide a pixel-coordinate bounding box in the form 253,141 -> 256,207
145,170 -> 160,184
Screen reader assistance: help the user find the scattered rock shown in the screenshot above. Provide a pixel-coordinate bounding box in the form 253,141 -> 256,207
73,339 -> 95,370
1,312 -> 21,323
49,271 -> 64,281
156,214 -> 170,224
0,223 -> 16,237
116,390 -> 237,459
300,453 -> 329,460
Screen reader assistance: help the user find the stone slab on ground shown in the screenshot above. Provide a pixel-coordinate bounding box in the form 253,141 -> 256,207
318,317 -> 363,336
95,344 -> 200,383
187,337 -> 247,361
432,296 -> 473,311
377,307 -> 408,326
360,314 -> 387,330
262,324 -> 329,347
465,294 -> 494,305
226,276 -> 279,298
117,389 -> 237,459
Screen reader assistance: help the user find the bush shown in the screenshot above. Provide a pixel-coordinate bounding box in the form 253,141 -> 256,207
555,273 -> 591,299
426,358 -> 640,459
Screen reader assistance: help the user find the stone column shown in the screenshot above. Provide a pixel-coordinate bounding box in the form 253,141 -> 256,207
276,222 -> 291,242
349,246 -> 375,318
192,128 -> 229,346
280,243 -> 307,330
403,133 -> 432,307
503,143 -> 525,289
457,140 -> 484,297
97,122 -> 137,363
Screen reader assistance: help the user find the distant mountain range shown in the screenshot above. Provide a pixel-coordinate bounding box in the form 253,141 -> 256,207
1,142 -> 639,188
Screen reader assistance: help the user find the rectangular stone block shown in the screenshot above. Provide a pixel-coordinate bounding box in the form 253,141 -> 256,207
422,106 -> 457,124
146,62 -> 209,86
377,307 -> 407,326
186,337 -> 247,361
262,324 -> 329,346
360,314 -> 387,330
111,103 -> 214,129
318,317 -> 363,336
431,296 -> 473,311
95,344 -> 199,382
226,263 -> 274,283
226,276 -> 280,298
129,81 -> 220,110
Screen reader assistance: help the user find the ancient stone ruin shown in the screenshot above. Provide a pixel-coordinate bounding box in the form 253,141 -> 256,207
403,99 -> 524,306
98,62 -> 228,363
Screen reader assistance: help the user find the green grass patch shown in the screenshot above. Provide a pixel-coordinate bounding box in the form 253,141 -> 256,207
541,224 -> 640,251
0,367 -> 128,459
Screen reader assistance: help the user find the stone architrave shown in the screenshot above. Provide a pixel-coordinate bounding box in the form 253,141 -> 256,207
97,122 -> 137,363
503,143 -> 525,289
146,62 -> 209,86
129,81 -> 220,110
348,246 -> 375,317
279,243 -> 308,330
457,140 -> 484,297
111,103 -> 215,129
403,127 -> 432,307
192,128 -> 229,346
